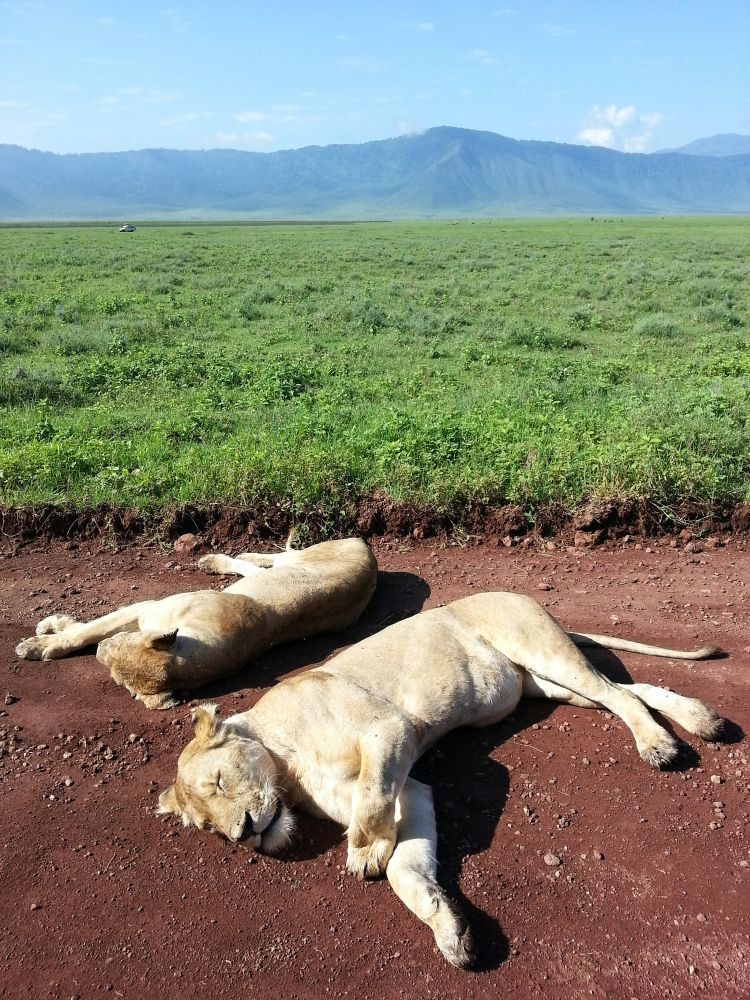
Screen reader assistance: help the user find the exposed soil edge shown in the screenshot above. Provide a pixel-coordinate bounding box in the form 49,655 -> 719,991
1,495 -> 748,550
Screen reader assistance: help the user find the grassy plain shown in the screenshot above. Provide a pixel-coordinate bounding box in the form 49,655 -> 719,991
0,218 -> 748,522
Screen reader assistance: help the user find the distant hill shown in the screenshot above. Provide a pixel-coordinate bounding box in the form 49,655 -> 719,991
2,126 -> 750,220
659,133 -> 750,157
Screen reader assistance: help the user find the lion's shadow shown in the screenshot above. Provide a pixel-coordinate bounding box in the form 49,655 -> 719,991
197,569 -> 431,700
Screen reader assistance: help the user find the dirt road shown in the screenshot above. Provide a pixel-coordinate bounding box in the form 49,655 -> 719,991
1,533 -> 748,999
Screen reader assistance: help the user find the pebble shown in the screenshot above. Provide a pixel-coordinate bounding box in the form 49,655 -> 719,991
710,774 -> 723,785
544,853 -> 561,867
537,582 -> 554,591
593,850 -> 604,861
30,903 -> 40,911
4,693 -> 18,706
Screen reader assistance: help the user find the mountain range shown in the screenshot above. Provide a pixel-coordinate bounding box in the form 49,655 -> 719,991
1,127 -> 749,220
659,133 -> 750,157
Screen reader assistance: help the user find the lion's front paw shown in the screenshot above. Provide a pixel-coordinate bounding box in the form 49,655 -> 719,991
431,898 -> 475,968
35,614 -> 78,636
16,635 -> 69,661
638,729 -> 679,769
346,835 -> 396,880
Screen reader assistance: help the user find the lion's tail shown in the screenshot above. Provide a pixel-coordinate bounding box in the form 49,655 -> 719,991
285,526 -> 300,551
568,632 -> 724,660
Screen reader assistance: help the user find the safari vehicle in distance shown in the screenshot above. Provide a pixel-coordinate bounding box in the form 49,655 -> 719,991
118,223 -> 135,232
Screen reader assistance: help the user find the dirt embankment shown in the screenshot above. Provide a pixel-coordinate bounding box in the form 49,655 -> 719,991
0,530 -> 748,999
2,495 -> 750,552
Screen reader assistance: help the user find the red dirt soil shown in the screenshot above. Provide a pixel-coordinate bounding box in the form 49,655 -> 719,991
0,534 -> 748,999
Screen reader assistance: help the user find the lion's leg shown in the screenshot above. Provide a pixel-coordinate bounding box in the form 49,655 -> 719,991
386,778 -> 474,968
198,553 -> 269,576
236,552 -> 276,568
522,672 -> 601,708
523,674 -> 722,740
346,718 -> 418,880
521,651 -> 679,768
15,602 -> 154,661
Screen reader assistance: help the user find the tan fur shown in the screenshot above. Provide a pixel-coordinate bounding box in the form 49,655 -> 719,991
159,592 -> 724,967
16,537 -> 377,709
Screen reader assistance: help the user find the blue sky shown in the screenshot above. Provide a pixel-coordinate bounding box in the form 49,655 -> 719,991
1,1 -> 748,155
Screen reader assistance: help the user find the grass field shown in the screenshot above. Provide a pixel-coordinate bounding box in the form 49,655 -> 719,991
1,218 -> 748,522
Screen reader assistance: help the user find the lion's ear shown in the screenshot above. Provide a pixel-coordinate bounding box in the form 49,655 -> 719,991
157,784 -> 180,815
191,702 -> 220,742
146,629 -> 179,651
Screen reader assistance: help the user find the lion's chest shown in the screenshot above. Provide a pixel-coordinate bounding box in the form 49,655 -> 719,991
285,747 -> 359,825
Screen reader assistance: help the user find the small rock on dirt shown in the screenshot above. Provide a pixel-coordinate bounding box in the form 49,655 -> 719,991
173,533 -> 201,555
4,693 -> 18,705
544,853 -> 561,867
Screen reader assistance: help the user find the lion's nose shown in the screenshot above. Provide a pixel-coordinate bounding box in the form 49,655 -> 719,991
238,811 -> 255,840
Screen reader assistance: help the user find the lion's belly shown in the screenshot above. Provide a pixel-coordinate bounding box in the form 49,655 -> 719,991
403,643 -> 524,748
329,609 -> 525,750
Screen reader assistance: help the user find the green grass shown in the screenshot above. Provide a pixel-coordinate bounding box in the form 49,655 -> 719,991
1,218 -> 748,519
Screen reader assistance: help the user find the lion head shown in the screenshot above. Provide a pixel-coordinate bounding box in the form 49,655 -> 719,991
158,704 -> 294,853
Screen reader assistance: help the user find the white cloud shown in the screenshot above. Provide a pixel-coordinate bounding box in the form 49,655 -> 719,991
595,104 -> 636,128
142,89 -> 181,104
640,112 -> 664,130
235,105 -> 326,128
336,55 -> 385,71
214,129 -> 273,149
468,48 -> 499,66
96,95 -> 121,109
577,104 -> 663,152
244,130 -> 273,145
542,22 -> 575,37
578,126 -> 614,148
394,117 -> 423,136
161,111 -> 208,126
161,8 -> 191,34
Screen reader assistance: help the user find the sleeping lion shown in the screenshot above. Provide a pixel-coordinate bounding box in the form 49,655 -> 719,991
15,536 -> 377,709
158,591 -> 723,966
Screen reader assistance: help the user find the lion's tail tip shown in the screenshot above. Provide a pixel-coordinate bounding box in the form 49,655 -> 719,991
696,645 -> 726,660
